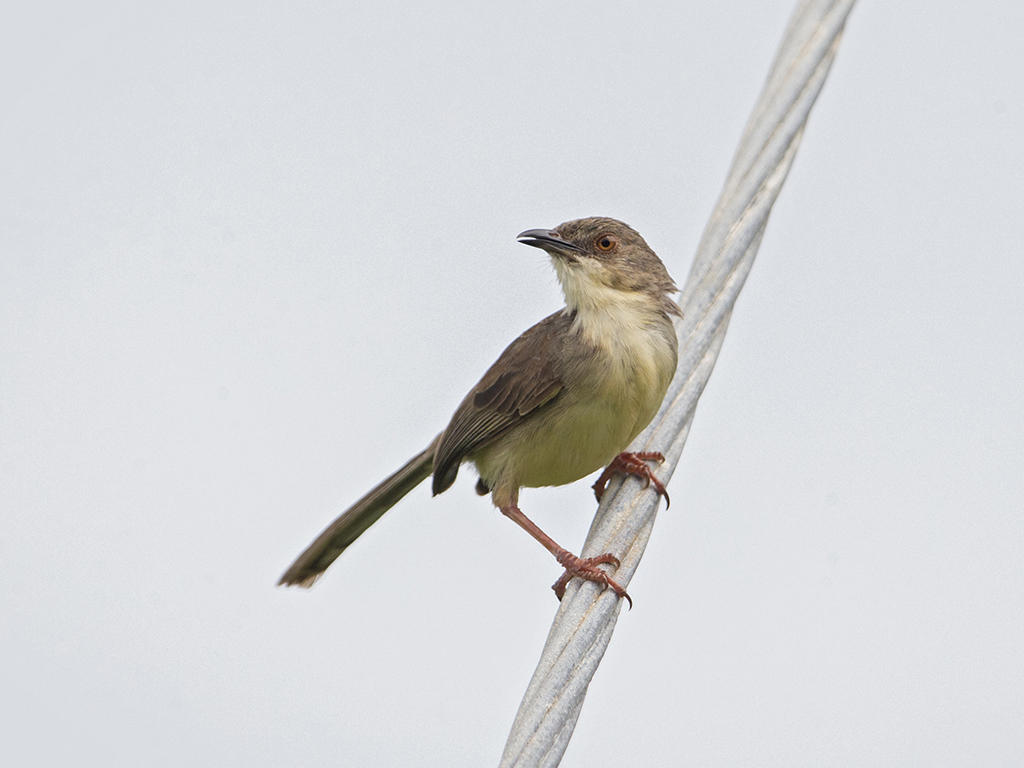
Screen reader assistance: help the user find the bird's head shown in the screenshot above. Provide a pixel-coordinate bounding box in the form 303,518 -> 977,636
517,217 -> 679,316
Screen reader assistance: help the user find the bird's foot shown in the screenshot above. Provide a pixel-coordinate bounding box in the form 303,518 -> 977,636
551,550 -> 631,609
592,451 -> 670,507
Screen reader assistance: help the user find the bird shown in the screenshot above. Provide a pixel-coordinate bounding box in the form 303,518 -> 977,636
278,217 -> 680,605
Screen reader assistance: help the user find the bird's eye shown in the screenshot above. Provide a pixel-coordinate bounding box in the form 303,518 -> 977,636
595,234 -> 617,252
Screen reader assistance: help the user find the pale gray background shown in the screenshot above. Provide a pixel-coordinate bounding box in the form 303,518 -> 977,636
3,2 -> 1022,766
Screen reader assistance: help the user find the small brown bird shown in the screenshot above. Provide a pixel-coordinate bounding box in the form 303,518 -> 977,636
279,217 -> 679,604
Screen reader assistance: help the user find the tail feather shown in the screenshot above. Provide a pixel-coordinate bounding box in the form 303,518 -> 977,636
278,436 -> 439,587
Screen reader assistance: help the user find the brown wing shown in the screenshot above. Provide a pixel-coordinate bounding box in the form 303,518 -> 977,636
431,311 -> 571,495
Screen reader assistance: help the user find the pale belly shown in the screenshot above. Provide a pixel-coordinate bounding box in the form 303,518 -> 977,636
471,375 -> 665,490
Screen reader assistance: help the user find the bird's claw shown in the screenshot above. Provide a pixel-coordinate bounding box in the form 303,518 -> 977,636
551,551 -> 631,609
592,451 -> 670,508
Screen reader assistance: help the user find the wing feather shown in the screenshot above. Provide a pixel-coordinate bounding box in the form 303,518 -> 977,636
431,311 -> 572,494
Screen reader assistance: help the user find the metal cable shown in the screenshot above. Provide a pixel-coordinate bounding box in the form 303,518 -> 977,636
499,2 -> 858,765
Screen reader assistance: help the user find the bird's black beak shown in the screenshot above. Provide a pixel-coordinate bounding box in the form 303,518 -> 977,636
516,229 -> 584,257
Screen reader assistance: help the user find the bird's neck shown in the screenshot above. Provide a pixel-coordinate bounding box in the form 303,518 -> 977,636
562,282 -> 674,353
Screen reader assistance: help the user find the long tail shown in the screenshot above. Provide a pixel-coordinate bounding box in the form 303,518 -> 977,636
278,435 -> 440,587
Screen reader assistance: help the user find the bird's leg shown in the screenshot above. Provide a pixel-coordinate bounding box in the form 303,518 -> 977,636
592,451 -> 670,507
499,504 -> 631,608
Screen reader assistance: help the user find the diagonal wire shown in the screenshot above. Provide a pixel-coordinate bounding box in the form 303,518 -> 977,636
499,1 -> 857,765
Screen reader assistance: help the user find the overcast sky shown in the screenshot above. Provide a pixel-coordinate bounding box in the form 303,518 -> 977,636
3,1 -> 1022,766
